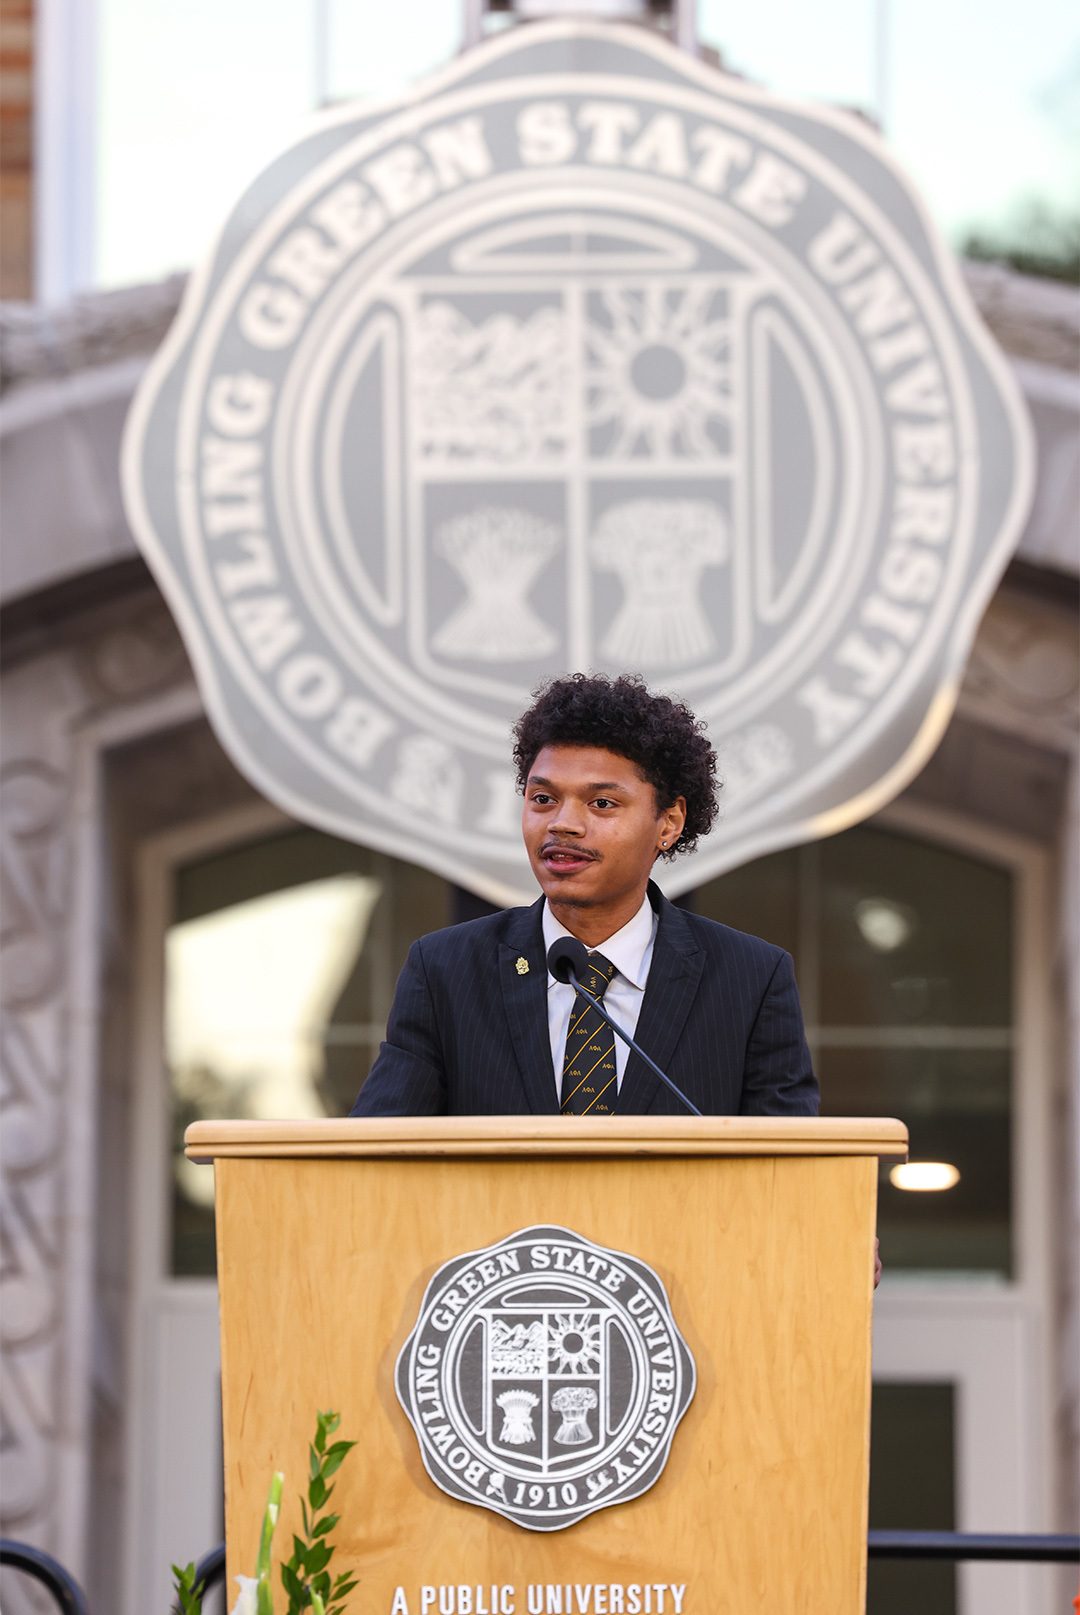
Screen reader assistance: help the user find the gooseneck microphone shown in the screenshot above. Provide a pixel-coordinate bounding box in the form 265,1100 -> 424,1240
546,937 -> 703,1118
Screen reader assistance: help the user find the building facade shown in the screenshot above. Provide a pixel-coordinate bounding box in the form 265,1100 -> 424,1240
1,6 -> 1078,1613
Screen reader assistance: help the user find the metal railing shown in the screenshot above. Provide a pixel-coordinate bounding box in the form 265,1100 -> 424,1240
868,1529 -> 1080,1563
180,1533 -> 1078,1605
0,1540 -> 91,1615
171,1534 -> 1080,1609
4,1531 -> 1078,1614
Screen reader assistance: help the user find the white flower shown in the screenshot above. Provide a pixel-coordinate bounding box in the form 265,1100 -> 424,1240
228,1574 -> 259,1615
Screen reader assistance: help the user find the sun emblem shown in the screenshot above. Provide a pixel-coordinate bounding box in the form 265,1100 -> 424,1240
585,284 -> 733,457
547,1312 -> 602,1375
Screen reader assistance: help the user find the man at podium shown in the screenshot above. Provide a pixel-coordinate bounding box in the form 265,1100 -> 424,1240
351,673 -> 818,1117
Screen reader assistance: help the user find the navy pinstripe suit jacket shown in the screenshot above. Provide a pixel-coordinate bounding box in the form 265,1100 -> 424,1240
350,882 -> 818,1117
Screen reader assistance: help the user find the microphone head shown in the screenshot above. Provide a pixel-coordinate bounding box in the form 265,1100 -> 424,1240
546,935 -> 590,985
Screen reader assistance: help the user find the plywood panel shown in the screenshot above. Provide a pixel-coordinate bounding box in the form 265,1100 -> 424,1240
215,1150 -> 877,1614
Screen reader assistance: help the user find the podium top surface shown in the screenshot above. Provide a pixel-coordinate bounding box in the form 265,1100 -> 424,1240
185,1116 -> 908,1162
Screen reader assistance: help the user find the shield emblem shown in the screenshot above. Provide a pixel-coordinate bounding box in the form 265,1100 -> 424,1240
388,222 -> 769,700
483,1299 -> 622,1472
388,222 -> 846,704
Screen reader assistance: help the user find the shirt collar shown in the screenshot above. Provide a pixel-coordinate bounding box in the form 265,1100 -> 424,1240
542,893 -> 657,993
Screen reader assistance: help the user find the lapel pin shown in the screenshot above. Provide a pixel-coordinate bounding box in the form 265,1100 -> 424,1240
515,956 -> 530,976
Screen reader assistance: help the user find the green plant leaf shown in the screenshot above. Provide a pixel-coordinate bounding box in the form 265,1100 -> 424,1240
170,1559 -> 208,1615
169,1563 -> 207,1615
321,1442 -> 355,1479
280,1562 -> 305,1604
256,1471 -> 284,1583
250,1411 -> 357,1615
305,1540 -> 332,1575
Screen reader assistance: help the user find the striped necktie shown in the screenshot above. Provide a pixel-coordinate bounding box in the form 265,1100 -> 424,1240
560,952 -> 618,1116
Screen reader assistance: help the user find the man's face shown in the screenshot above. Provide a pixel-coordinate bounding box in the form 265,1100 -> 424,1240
522,744 -> 685,925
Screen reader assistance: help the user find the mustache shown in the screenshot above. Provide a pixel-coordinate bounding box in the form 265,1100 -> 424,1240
540,841 -> 599,860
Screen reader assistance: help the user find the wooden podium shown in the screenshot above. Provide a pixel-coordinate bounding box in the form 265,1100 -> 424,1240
187,1116 -> 907,1615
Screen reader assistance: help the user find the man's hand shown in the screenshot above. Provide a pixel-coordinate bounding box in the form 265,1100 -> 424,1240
874,1237 -> 882,1289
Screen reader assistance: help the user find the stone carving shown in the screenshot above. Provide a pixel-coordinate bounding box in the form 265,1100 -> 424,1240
0,761 -> 69,1564
961,590 -> 1079,748
0,591 -> 195,1607
963,262 -> 1079,374
0,275 -> 186,394
79,619 -> 190,702
0,230 -> 1072,404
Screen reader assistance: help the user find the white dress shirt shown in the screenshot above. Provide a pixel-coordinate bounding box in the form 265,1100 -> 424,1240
542,894 -> 658,1099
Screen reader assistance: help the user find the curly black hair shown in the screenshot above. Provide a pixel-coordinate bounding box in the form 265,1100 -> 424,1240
512,673 -> 720,860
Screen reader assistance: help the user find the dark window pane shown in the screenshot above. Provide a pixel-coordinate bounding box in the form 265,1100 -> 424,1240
174,826 -> 381,921
868,1382 -> 956,1615
819,826 -> 1012,1028
693,822 -> 1015,1275
821,1046 -> 1011,1275
692,845 -> 800,956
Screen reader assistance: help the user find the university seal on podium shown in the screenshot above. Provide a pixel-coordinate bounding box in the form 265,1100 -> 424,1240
396,1226 -> 695,1530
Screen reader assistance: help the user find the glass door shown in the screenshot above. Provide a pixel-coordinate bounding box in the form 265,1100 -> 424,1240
123,806 -> 452,1615
694,804 -> 1056,1615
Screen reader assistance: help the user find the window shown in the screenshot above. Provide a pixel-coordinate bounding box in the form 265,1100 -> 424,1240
79,0 -> 462,291
166,825 -> 451,1275
44,2 -> 1076,297
697,0 -> 1078,275
695,821 -> 1014,1276
868,1382 -> 957,1615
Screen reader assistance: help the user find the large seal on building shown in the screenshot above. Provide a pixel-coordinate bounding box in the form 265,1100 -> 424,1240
396,1226 -> 695,1530
123,20 -> 1032,902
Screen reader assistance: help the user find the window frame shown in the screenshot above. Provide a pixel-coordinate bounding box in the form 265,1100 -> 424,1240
872,795 -> 1054,1304
37,0 -> 99,301
124,797 -> 288,1615
868,796 -> 1058,1614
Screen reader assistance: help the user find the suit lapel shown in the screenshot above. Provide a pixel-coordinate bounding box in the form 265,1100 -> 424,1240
498,899 -> 559,1114
616,887 -> 704,1114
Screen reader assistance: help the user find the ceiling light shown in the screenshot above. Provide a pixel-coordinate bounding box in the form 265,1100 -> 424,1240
855,898 -> 915,952
889,1161 -> 961,1192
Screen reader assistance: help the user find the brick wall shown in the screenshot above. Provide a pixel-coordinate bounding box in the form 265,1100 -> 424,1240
1,0 -> 33,298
